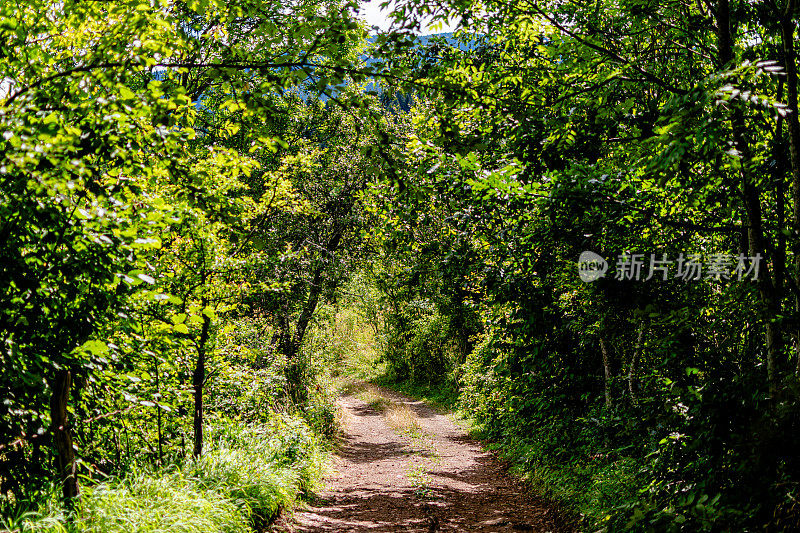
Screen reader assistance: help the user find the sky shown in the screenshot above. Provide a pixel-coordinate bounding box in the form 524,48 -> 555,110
355,0 -> 458,35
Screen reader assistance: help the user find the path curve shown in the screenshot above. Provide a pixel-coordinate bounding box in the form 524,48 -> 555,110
272,386 -> 573,532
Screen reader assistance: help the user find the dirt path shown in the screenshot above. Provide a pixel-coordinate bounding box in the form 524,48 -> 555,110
272,385 -> 573,532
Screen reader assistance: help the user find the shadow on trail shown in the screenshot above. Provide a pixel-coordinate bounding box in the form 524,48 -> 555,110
295,478 -> 563,532
286,390 -> 574,533
336,440 -> 421,465
348,403 -> 387,417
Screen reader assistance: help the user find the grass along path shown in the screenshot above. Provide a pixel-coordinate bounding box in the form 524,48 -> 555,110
271,384 -> 574,532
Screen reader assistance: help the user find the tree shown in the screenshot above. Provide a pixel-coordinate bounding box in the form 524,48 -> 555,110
0,0 -> 372,500
366,0 -> 800,527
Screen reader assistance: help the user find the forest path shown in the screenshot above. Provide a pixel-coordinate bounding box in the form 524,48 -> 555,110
271,384 -> 573,533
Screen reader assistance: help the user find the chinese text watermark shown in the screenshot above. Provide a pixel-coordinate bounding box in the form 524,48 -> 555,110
577,251 -> 761,283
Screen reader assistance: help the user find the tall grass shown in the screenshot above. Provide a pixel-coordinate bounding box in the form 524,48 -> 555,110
85,474 -> 249,533
187,422 -> 324,526
11,472 -> 249,533
7,415 -> 324,533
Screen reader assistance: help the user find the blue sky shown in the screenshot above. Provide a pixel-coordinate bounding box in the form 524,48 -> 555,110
355,0 -> 458,35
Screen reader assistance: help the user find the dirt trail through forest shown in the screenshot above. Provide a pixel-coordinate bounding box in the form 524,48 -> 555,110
271,385 -> 573,532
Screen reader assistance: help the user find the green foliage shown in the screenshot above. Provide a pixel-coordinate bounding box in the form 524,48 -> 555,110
7,413 -> 322,532
0,0 -> 374,518
8,0 -> 800,530
69,474 -> 249,533
362,1 -> 800,530
187,419 -> 323,526
207,318 -> 289,424
382,309 -> 460,384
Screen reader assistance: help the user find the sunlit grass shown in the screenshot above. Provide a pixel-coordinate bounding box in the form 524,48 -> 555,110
11,417 -> 323,533
385,402 -> 421,433
355,384 -> 392,412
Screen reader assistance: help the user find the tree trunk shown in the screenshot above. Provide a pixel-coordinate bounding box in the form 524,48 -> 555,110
779,1 -> 800,374
599,336 -> 612,408
293,227 -> 345,351
193,308 -> 210,458
292,264 -> 326,353
153,352 -> 163,466
284,226 -> 346,403
718,0 -> 782,396
628,322 -> 647,404
50,369 -> 79,502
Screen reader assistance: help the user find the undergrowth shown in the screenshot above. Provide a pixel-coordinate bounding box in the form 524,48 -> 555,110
373,377 -> 460,414
481,428 -> 641,530
4,413 -> 324,533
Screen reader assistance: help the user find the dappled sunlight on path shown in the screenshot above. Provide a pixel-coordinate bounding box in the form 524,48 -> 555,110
271,387 -> 573,532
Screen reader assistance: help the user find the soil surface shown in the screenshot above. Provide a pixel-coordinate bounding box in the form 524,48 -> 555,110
271,385 -> 575,532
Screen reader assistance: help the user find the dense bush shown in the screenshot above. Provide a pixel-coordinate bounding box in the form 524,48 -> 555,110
382,309 -> 460,384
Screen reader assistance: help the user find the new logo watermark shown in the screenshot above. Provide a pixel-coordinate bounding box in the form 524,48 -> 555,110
578,251 -> 608,282
578,251 -> 762,283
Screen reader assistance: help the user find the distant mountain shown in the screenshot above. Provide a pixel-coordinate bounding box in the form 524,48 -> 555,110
359,32 -> 476,109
